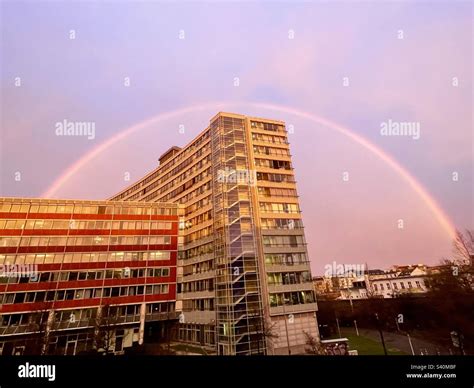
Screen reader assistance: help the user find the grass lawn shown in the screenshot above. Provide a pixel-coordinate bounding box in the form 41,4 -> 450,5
335,329 -> 406,355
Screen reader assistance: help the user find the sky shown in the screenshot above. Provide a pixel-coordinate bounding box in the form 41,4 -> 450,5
0,1 -> 472,275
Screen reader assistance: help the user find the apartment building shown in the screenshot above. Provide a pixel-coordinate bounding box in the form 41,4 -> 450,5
111,112 -> 319,355
368,266 -> 428,298
317,265 -> 430,300
0,198 -> 180,355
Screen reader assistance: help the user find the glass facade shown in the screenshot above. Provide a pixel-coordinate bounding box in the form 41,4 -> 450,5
210,115 -> 266,355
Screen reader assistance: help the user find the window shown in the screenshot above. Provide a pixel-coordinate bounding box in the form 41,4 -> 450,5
0,203 -> 12,212
26,293 -> 35,303
14,293 -> 25,304
408,281 -> 412,289
400,282 -> 405,289
35,292 -> 45,302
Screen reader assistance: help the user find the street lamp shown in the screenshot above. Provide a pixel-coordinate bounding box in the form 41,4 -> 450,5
282,301 -> 291,355
374,313 -> 388,355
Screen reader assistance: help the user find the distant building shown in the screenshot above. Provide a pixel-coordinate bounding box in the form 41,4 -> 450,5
339,280 -> 369,300
368,265 -> 428,298
313,276 -> 339,300
313,276 -> 332,294
314,264 -> 436,300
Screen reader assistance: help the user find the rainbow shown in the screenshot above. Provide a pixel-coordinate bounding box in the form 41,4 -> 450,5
42,101 -> 456,239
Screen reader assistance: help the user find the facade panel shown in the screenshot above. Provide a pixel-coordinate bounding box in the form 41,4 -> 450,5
0,198 -> 179,355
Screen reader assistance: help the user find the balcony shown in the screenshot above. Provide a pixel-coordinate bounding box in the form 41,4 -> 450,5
181,270 -> 216,282
265,263 -> 311,273
269,302 -> 318,316
267,283 -> 314,293
263,246 -> 307,254
178,310 -> 216,325
178,290 -> 214,300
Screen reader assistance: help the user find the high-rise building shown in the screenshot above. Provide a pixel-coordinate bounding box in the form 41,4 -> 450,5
0,198 -> 180,355
111,112 -> 319,355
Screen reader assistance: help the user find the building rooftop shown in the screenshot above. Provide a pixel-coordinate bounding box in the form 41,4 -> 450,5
158,146 -> 182,165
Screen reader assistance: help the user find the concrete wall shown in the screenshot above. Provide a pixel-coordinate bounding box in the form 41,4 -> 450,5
271,312 -> 319,355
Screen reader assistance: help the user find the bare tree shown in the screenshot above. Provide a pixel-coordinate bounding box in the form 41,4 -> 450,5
422,231 -> 474,355
425,230 -> 474,294
250,309 -> 279,355
93,305 -> 121,355
425,259 -> 473,294
453,229 -> 474,264
303,331 -> 325,355
27,302 -> 55,355
258,317 -> 279,354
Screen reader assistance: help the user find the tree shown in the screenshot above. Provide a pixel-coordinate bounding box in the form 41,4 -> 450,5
420,229 -> 474,354
453,229 -> 474,265
422,230 -> 473,294
27,302 -> 55,355
303,331 -> 325,355
93,305 -> 121,355
250,308 -> 279,355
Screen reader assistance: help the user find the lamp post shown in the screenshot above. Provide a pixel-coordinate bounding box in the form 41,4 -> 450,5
335,315 -> 342,338
375,313 -> 387,355
354,320 -> 359,336
282,302 -> 291,355
407,333 -> 415,355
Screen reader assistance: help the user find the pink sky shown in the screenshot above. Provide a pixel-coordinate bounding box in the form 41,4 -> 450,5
1,1 -> 472,274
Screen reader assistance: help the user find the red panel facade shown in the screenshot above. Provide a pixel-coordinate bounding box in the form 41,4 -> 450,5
0,199 -> 180,331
